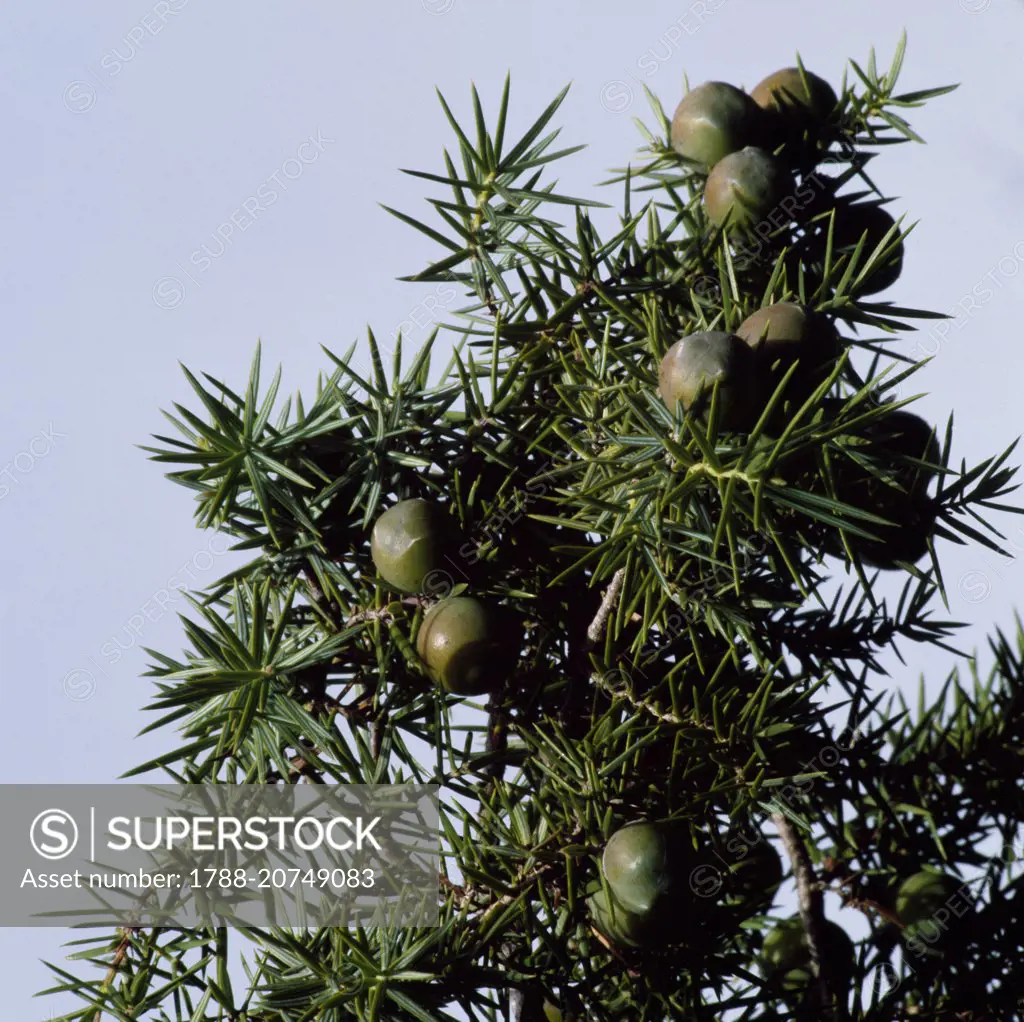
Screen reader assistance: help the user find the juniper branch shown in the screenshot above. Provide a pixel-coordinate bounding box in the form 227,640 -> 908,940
773,813 -> 838,1018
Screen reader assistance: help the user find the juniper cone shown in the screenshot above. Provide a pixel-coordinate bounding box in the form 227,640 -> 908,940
803,198 -> 907,296
585,881 -> 656,949
736,301 -> 841,370
416,595 -> 517,695
895,870 -> 968,955
703,146 -> 792,229
854,497 -> 936,570
761,915 -> 855,994
658,329 -> 758,431
670,81 -> 765,166
864,410 -> 940,493
750,66 -> 838,132
601,822 -> 673,914
725,838 -> 784,911
826,408 -> 941,569
735,301 -> 842,404
371,497 -> 457,592
43,34 -> 1024,1022
832,201 -> 906,294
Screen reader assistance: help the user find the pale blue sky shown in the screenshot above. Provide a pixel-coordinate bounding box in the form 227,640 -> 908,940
4,1 -> 1024,1016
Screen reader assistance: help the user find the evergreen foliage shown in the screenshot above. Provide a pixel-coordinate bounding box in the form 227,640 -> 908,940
39,34 -> 1024,1022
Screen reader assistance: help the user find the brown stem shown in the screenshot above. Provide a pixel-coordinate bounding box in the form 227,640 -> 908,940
93,928 -> 138,1021
288,752 -> 324,784
772,813 -> 838,1017
584,568 -> 626,650
559,568 -> 628,735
